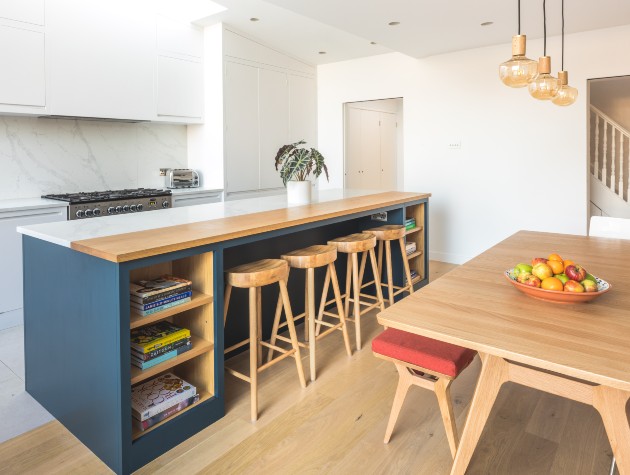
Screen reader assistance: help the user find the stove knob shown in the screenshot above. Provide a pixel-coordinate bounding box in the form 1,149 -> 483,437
162,200 -> 170,209
93,208 -> 101,217
123,205 -> 130,212
129,204 -> 137,212
107,207 -> 115,215
137,204 -> 144,211
115,206 -> 122,213
75,210 -> 84,218
84,209 -> 93,217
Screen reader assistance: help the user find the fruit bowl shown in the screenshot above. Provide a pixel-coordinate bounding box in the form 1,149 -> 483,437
504,269 -> 611,303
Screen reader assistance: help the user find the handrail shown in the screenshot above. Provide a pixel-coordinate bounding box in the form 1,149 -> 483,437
590,105 -> 630,138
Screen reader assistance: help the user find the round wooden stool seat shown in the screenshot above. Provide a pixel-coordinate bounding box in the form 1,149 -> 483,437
328,233 -> 376,253
225,259 -> 288,288
364,224 -> 406,241
281,244 -> 337,269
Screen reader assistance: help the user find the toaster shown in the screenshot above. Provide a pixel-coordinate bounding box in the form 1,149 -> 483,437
166,169 -> 200,189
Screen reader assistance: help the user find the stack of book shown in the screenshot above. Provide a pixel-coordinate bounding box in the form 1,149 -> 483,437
406,269 -> 419,284
405,217 -> 416,231
405,241 -> 417,256
132,372 -> 199,431
130,275 -> 193,317
131,321 -> 192,370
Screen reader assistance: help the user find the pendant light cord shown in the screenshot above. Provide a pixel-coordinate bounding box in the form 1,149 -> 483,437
543,0 -> 547,56
561,0 -> 565,70
518,0 -> 521,35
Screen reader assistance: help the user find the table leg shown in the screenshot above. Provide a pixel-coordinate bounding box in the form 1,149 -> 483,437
593,386 -> 630,475
450,353 -> 509,475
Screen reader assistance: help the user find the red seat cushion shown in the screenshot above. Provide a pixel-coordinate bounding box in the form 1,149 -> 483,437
372,328 -> 476,378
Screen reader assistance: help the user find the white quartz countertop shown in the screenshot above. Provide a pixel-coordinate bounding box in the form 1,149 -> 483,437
0,197 -> 69,213
17,189 -> 381,248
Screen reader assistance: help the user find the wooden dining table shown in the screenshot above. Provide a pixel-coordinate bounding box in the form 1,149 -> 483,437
377,230 -> 630,474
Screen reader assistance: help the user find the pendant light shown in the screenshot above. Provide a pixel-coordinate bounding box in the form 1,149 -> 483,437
499,0 -> 537,87
529,0 -> 559,100
552,0 -> 578,106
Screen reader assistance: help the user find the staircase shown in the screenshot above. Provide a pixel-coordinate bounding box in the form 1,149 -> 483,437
589,105 -> 630,218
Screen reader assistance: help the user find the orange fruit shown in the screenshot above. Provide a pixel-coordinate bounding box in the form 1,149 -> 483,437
563,259 -> 574,271
547,253 -> 563,262
547,259 -> 564,274
541,277 -> 564,292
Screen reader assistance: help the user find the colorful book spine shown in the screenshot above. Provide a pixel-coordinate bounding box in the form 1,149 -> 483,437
131,337 -> 190,361
130,328 -> 191,354
131,343 -> 192,370
132,297 -> 191,318
131,373 -> 197,421
130,284 -> 192,305
133,394 -> 199,431
131,291 -> 192,311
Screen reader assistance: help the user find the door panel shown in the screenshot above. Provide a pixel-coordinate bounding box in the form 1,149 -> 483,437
259,69 -> 289,189
361,110 -> 382,189
380,112 -> 398,190
344,107 -> 363,189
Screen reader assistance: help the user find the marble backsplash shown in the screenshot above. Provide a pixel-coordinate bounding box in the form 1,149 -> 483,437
0,116 -> 187,200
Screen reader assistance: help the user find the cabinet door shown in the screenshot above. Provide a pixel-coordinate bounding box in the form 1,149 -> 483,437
47,0 -> 154,120
344,107 -> 363,189
0,207 -> 67,314
289,74 -> 317,146
0,25 -> 45,107
379,112 -> 398,190
0,0 -> 44,25
157,56 -> 203,119
224,61 -> 260,193
259,69 -> 288,190
360,109 -> 382,189
157,15 -> 202,58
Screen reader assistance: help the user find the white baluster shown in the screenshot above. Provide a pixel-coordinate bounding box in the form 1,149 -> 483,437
620,134 -> 625,201
594,115 -> 600,179
610,125 -> 617,193
602,121 -> 608,187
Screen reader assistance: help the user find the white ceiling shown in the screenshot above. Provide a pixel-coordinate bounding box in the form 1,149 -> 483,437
196,0 -> 630,65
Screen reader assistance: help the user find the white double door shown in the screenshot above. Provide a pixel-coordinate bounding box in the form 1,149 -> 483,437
345,107 -> 397,190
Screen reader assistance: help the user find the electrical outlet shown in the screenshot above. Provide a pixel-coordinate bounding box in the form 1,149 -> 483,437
448,140 -> 462,150
371,212 -> 388,222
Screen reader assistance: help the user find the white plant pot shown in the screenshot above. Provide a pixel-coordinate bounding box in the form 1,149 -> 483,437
286,180 -> 311,205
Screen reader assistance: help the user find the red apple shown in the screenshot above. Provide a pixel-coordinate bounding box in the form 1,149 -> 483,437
564,280 -> 585,293
565,264 -> 587,282
581,279 -> 598,292
531,257 -> 547,266
521,274 -> 541,288
532,263 -> 553,280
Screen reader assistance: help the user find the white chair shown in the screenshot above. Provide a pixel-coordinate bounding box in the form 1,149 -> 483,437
589,216 -> 629,475
589,216 -> 630,239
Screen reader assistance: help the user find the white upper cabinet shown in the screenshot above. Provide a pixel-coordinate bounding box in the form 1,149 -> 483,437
289,74 -> 317,146
47,0 -> 154,120
259,69 -> 289,190
0,0 -> 46,114
155,16 -> 203,122
0,0 -> 44,25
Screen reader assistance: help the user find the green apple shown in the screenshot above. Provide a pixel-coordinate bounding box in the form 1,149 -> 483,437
554,273 -> 569,284
581,279 -> 598,292
584,273 -> 597,283
509,268 -> 520,279
514,263 -> 533,275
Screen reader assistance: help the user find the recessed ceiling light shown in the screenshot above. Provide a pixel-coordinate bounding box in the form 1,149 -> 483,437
250,17 -> 259,22
481,21 -> 493,26
370,41 -> 377,45
318,51 -> 327,55
388,21 -> 400,26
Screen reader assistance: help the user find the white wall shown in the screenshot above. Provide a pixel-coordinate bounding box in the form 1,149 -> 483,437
318,25 -> 630,264
0,116 -> 187,200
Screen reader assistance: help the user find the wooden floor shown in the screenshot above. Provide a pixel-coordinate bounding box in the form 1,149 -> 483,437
0,261 -> 618,474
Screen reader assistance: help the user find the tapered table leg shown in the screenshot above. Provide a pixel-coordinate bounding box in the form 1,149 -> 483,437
593,386 -> 630,475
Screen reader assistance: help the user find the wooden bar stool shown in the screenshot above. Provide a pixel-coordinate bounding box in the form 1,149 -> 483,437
364,224 -> 414,305
326,233 -> 385,350
268,245 -> 352,381
372,328 -> 477,456
223,259 -> 306,421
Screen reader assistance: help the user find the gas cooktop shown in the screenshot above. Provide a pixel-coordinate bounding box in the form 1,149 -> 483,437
42,188 -> 173,220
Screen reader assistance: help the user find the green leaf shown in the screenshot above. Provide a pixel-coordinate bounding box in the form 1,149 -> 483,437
273,140 -> 328,186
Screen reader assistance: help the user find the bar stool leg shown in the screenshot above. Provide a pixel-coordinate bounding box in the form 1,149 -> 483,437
307,267 -> 316,381
248,287 -> 258,422
304,275 -> 309,342
257,287 -> 263,364
278,279 -> 307,389
368,248 -> 386,312
329,262 -> 352,356
351,251 -> 362,350
385,240 -> 394,306
344,254 -> 352,321
223,284 -> 232,326
314,265 -> 331,337
267,269 -> 290,363
357,251 -> 368,290
398,237 -> 414,296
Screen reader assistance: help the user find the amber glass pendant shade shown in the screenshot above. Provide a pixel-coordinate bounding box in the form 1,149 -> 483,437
528,56 -> 559,100
499,35 -> 538,88
552,71 -> 578,106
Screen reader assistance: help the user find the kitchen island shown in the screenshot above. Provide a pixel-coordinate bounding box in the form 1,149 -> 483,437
17,189 -> 429,474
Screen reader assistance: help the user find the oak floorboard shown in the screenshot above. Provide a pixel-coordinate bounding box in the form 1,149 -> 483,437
0,261 -> 618,474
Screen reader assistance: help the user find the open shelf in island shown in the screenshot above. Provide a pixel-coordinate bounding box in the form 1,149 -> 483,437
405,225 -> 423,236
404,203 -> 426,284
130,291 -> 213,330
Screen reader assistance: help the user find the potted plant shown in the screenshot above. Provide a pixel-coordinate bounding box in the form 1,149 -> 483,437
274,140 -> 329,204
